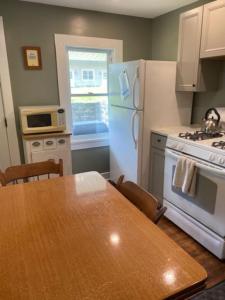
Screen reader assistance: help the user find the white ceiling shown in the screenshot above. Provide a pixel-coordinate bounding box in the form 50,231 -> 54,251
21,0 -> 199,18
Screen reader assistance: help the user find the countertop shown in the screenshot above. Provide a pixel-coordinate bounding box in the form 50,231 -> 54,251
151,124 -> 201,137
22,131 -> 72,140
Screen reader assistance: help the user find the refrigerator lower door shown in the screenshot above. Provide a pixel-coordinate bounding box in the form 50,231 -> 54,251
109,60 -> 145,110
109,105 -> 143,183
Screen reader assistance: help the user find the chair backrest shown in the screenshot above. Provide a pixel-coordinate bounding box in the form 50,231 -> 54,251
115,175 -> 166,224
0,159 -> 63,186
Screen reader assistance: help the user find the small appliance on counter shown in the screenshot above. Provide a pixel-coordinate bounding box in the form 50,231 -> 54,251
19,105 -> 66,135
201,107 -> 221,134
215,107 -> 225,130
20,105 -> 72,176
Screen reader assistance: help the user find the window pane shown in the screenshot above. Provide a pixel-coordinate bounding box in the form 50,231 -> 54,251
71,95 -> 108,136
68,50 -> 108,95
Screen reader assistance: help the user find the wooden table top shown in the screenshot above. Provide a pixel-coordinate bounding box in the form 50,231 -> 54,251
0,172 -> 207,300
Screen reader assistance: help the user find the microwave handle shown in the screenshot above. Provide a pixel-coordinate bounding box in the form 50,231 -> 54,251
165,149 -> 225,177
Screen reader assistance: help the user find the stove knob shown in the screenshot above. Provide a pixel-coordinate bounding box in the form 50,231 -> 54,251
209,154 -> 216,161
219,157 -> 225,165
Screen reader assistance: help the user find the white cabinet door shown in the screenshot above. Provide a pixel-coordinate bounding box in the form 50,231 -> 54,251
149,147 -> 165,204
176,7 -> 203,91
31,148 -> 71,176
200,0 -> 225,58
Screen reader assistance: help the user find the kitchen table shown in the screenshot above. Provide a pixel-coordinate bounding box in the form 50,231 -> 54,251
0,171 -> 207,299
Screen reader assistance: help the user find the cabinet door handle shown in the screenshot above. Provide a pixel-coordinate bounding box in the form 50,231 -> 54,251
58,139 -> 65,144
32,141 -> 40,147
157,139 -> 161,143
192,83 -> 196,87
46,140 -> 54,146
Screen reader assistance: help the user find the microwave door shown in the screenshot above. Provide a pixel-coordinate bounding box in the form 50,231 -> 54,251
20,106 -> 66,134
27,113 -> 52,128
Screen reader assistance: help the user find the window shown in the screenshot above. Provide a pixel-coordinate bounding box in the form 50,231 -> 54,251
82,69 -> 94,81
68,48 -> 109,139
69,70 -> 75,88
55,34 -> 123,150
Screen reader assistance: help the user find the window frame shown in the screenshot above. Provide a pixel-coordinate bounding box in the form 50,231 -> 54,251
81,69 -> 95,81
69,69 -> 75,88
55,34 -> 123,150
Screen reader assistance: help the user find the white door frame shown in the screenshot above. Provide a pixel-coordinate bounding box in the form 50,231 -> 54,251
0,16 -> 20,166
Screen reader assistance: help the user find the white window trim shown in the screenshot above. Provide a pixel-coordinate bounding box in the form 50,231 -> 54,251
0,17 -> 20,165
54,34 -> 123,150
71,133 -> 109,150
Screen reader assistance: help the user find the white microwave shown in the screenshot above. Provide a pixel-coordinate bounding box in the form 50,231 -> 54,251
19,106 -> 66,135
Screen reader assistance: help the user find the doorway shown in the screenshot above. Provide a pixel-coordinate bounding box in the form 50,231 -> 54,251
0,16 -> 20,169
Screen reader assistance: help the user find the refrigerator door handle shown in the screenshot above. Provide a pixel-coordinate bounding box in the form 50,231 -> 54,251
132,72 -> 138,110
131,110 -> 138,149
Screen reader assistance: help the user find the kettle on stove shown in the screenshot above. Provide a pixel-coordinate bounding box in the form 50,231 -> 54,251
201,108 -> 221,134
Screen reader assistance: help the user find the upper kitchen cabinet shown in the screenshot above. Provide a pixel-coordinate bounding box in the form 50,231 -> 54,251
176,7 -> 203,92
176,5 -> 221,92
200,0 -> 225,58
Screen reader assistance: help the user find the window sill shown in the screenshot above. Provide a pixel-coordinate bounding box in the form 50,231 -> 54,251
71,134 -> 109,150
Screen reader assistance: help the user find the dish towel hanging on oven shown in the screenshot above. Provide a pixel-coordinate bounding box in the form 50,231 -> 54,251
172,156 -> 197,197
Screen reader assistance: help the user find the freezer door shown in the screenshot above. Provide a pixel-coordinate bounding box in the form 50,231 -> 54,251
109,60 -> 145,110
109,105 -> 143,183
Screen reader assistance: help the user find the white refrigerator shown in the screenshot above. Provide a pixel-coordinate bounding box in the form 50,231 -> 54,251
109,60 -> 193,190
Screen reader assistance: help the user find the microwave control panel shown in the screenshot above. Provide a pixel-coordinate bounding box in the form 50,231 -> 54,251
58,108 -> 66,126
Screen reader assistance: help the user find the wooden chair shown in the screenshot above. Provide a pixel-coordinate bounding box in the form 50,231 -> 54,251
111,175 -> 167,224
0,159 -> 63,186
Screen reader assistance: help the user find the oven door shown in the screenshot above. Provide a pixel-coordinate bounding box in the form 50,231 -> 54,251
164,148 -> 225,237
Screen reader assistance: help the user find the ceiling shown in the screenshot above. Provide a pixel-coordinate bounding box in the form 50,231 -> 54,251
21,0 -> 199,18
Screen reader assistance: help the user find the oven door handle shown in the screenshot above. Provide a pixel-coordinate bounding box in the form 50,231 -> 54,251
165,149 -> 225,177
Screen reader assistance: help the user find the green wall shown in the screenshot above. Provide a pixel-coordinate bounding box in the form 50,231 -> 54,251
3,0 -> 224,173
151,0 -> 225,124
151,0 -> 211,61
71,147 -> 109,174
0,0 -> 152,173
192,63 -> 225,123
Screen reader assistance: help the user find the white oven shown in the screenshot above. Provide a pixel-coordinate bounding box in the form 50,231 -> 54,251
164,148 -> 225,238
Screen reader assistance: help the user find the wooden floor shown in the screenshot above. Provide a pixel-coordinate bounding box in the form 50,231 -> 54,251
158,217 -> 225,288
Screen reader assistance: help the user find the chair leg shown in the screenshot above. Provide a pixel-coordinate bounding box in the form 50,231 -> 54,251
154,207 -> 167,224
116,175 -> 125,186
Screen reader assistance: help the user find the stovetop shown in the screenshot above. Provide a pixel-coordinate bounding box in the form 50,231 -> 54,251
212,141 -> 225,149
166,129 -> 225,167
178,130 -> 224,142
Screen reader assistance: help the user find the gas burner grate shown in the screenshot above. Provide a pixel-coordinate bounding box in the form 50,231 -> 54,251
178,131 -> 224,141
212,141 -> 225,149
